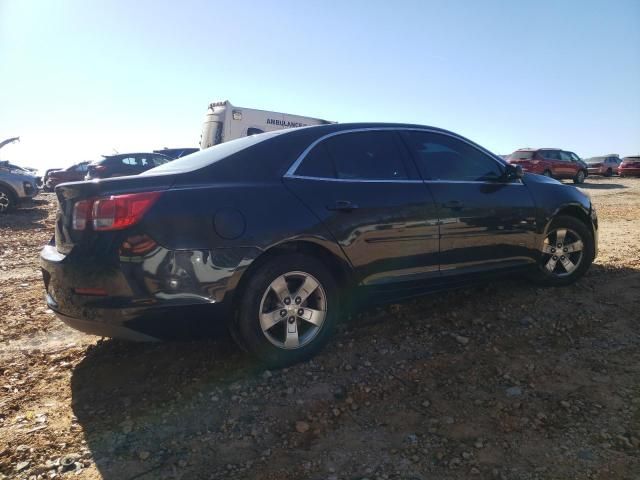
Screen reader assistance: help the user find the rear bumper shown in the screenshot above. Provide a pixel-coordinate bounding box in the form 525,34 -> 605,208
40,243 -> 253,340
53,308 -> 160,341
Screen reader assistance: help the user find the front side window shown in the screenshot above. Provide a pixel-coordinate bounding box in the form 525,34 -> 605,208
400,131 -> 503,181
152,155 -> 169,167
295,130 -> 410,180
560,151 -> 573,162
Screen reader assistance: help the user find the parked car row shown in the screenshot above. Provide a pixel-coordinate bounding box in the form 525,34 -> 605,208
507,148 -> 588,183
42,149 -> 197,191
507,149 -> 640,181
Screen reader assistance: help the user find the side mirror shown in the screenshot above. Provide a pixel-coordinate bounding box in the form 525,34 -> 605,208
505,163 -> 524,180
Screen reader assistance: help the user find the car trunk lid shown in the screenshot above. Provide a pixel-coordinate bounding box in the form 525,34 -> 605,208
54,175 -> 174,254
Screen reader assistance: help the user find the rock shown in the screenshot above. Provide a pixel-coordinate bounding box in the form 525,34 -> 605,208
177,459 -> 187,468
137,451 -> 150,461
455,335 -> 470,346
262,370 -> 272,380
15,461 -> 30,472
560,400 -> 571,409
295,421 -> 310,433
519,316 -> 533,327
505,386 -> 523,397
421,400 -> 431,408
577,449 -> 594,461
474,440 -> 484,449
120,419 -> 133,434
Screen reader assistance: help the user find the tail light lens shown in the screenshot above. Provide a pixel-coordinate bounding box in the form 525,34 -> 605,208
72,200 -> 92,230
92,192 -> 162,231
71,191 -> 162,231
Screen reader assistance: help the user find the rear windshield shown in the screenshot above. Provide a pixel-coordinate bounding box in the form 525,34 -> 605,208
143,130 -> 286,175
585,156 -> 606,164
509,151 -> 534,160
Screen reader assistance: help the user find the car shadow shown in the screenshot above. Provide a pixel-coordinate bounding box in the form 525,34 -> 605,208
69,268 -> 640,479
577,182 -> 628,190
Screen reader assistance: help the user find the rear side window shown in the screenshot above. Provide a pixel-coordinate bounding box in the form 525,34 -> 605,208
509,151 -> 534,161
541,150 -> 561,161
324,131 -> 409,180
401,131 -> 503,181
295,142 -> 335,178
121,157 -> 137,166
295,130 -> 411,180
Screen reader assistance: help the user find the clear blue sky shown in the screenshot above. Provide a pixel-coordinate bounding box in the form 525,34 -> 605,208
1,0 -> 639,170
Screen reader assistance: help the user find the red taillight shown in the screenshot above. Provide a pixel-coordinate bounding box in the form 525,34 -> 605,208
71,191 -> 162,231
72,200 -> 92,230
92,192 -> 162,231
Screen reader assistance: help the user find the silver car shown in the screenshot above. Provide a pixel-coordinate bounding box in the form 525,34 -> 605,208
0,161 -> 39,213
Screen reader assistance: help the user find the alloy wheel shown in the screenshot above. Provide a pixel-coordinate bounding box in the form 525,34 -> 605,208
259,271 -> 327,349
577,171 -> 585,183
0,191 -> 10,213
540,228 -> 584,277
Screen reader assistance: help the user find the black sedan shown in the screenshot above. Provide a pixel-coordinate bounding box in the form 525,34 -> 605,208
41,123 -> 598,366
85,152 -> 171,180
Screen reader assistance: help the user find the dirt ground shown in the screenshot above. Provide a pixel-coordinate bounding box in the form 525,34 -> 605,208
1,177 -> 639,480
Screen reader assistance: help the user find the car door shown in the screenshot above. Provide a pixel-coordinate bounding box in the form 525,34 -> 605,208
284,129 -> 440,288
399,130 -> 538,276
560,151 -> 579,178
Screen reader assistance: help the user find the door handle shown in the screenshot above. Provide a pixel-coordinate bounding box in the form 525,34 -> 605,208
443,200 -> 464,210
327,200 -> 359,212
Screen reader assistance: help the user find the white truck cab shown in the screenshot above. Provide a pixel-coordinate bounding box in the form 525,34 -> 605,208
200,100 -> 332,149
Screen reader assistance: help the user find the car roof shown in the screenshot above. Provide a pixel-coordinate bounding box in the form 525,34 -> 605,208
102,152 -> 168,158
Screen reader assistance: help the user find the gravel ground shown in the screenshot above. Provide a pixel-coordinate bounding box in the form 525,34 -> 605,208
1,177 -> 639,480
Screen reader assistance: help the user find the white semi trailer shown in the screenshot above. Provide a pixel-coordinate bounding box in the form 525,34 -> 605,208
200,100 -> 332,149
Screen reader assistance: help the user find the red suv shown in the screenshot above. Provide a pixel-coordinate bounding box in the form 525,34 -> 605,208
619,156 -> 640,177
508,149 -> 588,184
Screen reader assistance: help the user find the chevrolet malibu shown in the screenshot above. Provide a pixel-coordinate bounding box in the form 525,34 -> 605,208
41,124 -> 598,366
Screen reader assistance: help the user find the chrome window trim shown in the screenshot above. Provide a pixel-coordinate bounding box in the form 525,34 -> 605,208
284,127 -> 509,182
284,175 -> 424,184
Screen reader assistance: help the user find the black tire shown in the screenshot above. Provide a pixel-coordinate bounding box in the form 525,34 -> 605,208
233,253 -> 339,367
528,215 -> 595,287
543,170 -> 553,178
0,186 -> 16,214
573,170 -> 586,184
605,168 -> 613,177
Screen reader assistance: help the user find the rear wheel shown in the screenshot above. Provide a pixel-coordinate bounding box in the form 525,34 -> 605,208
234,254 -> 339,367
0,187 -> 16,214
529,215 -> 594,286
573,170 -> 586,184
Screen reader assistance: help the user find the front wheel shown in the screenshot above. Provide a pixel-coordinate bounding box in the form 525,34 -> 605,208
573,170 -> 586,184
529,215 -> 594,286
233,254 -> 339,367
